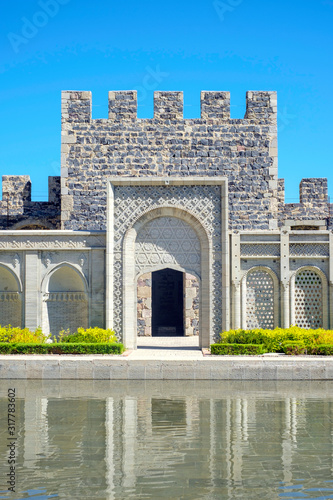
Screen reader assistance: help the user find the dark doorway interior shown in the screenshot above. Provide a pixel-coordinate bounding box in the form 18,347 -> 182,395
152,268 -> 184,336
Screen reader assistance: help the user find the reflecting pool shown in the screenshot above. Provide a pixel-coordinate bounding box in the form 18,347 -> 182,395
1,380 -> 333,499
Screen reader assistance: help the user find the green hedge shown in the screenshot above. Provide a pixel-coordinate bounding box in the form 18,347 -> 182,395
282,342 -> 307,355
58,327 -> 118,343
281,342 -> 333,355
217,327 -> 333,353
308,344 -> 333,356
0,342 -> 124,355
211,343 -> 265,355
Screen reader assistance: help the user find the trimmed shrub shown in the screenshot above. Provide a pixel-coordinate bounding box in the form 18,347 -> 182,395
218,327 -> 333,353
0,326 -> 49,344
0,342 -> 124,355
57,327 -> 118,344
308,344 -> 333,356
282,342 -> 307,355
211,343 -> 265,355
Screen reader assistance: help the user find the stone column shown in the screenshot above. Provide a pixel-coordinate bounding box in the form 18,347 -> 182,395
90,249 -> 105,328
221,181 -> 230,332
106,181 -> 114,331
282,283 -> 290,328
329,232 -> 333,328
24,251 -> 40,330
233,281 -> 241,330
231,232 -> 241,330
280,229 -> 290,328
241,278 -> 247,329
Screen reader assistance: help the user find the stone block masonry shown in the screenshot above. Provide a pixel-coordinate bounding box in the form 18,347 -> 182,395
0,90 -> 330,231
137,271 -> 199,337
0,89 -> 331,348
61,90 -> 281,231
0,175 -> 61,229
60,90 -> 331,231
279,178 -> 330,226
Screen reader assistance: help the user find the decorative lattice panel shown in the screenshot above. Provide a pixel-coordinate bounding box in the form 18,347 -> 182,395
294,270 -> 323,328
290,244 -> 329,257
241,244 -> 280,257
246,270 -> 274,329
113,185 -> 222,338
135,217 -> 201,276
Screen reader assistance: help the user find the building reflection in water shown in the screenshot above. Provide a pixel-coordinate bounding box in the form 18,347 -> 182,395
0,381 -> 333,499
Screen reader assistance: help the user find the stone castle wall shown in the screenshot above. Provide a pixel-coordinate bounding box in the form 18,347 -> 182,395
60,90 -> 280,231
279,178 -> 329,226
0,90 -> 330,231
0,175 -> 61,229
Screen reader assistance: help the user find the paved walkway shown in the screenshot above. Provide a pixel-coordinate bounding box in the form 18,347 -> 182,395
128,336 -> 203,360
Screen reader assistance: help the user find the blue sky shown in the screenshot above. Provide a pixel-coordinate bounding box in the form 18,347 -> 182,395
0,0 -> 332,201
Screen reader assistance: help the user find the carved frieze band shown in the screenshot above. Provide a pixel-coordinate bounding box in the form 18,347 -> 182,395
0,292 -> 20,302
44,292 -> 87,302
0,235 -> 106,250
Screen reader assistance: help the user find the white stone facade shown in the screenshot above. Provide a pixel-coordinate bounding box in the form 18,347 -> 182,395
0,90 -> 332,348
0,196 -> 332,348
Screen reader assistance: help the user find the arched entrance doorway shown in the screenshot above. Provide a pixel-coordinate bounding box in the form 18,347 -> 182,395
137,269 -> 200,338
152,268 -> 184,337
123,207 -> 211,349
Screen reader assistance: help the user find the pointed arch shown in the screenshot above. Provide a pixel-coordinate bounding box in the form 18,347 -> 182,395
122,206 -> 211,349
290,266 -> 328,329
241,266 -> 279,329
0,264 -> 22,327
42,263 -> 88,337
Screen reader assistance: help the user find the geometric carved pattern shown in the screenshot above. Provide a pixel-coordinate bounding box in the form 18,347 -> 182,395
246,270 -> 274,329
45,292 -> 87,302
0,292 -> 20,302
290,243 -> 329,257
113,185 -> 222,337
0,235 -> 105,250
241,243 -> 280,256
294,270 -> 323,328
135,217 -> 201,276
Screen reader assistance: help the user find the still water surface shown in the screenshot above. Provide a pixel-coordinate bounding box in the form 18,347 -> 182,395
1,380 -> 333,500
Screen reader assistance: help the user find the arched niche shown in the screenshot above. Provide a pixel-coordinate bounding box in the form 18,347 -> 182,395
0,264 -> 22,327
43,264 -> 88,337
240,266 -> 279,329
123,207 -> 211,349
290,266 -> 328,329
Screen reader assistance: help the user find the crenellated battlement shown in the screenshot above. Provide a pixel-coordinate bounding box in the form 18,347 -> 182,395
0,176 -> 60,229
278,178 -> 329,226
108,90 -> 137,120
61,90 -> 277,123
0,88 -> 329,233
